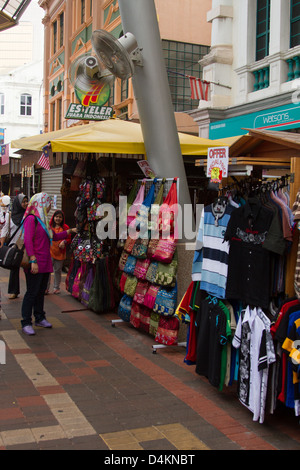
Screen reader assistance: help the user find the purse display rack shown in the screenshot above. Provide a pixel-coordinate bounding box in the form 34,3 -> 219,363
113,177 -> 187,353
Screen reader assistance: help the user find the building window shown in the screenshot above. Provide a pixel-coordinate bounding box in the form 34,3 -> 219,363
0,93 -> 4,115
256,0 -> 270,61
162,40 -> 209,112
59,13 -> 64,48
291,0 -> 300,48
20,94 -> 32,116
53,20 -> 57,54
81,0 -> 85,24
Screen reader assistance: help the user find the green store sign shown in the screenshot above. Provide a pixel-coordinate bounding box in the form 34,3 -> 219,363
209,102 -> 300,139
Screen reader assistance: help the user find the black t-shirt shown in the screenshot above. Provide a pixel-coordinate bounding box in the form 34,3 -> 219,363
224,198 -> 282,309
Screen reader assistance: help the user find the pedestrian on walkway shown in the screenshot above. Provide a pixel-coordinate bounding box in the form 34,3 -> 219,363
6,193 -> 28,299
21,192 -> 77,336
46,209 -> 71,295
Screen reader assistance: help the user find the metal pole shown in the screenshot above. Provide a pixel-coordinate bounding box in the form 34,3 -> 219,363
118,0 -> 193,218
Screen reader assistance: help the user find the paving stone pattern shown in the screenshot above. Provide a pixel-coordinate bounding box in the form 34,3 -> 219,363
0,268 -> 299,451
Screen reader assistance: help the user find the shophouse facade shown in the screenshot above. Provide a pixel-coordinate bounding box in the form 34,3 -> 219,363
189,0 -> 300,139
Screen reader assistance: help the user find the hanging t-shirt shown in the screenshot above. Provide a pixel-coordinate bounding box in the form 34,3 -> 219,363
192,202 -> 234,299
224,198 -> 286,309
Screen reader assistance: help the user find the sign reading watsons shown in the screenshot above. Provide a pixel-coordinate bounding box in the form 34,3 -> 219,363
207,147 -> 229,183
65,103 -> 113,121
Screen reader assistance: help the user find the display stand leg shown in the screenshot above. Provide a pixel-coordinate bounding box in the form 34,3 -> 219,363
152,342 -> 187,354
111,319 -> 124,327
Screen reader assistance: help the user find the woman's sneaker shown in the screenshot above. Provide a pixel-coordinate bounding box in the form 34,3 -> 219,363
22,325 -> 35,335
35,319 -> 52,328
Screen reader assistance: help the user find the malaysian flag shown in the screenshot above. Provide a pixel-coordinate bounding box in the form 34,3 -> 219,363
188,76 -> 210,101
37,143 -> 51,171
1,144 -> 9,165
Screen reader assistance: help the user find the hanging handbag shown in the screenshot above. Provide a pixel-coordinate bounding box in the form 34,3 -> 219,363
131,237 -> 149,259
124,275 -> 138,297
149,311 -> 160,337
124,236 -> 136,254
152,236 -> 177,264
135,178 -> 157,232
145,261 -> 159,284
144,284 -> 160,310
118,250 -> 129,271
118,294 -> 133,322
119,272 -> 128,293
147,238 -> 159,259
133,280 -> 149,305
153,283 -> 177,317
155,316 -> 180,346
133,258 -> 151,280
154,249 -> 178,286
158,178 -> 178,237
130,301 -> 141,329
123,255 -> 137,275
81,265 -> 95,307
71,262 -> 87,300
148,178 -> 165,233
127,180 -> 146,226
139,305 -> 152,333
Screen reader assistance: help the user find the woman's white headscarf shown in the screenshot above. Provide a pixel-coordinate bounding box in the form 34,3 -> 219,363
23,192 -> 52,239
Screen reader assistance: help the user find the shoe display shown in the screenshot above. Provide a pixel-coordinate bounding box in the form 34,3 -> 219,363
35,319 -> 52,328
53,289 -> 60,294
22,325 -> 35,335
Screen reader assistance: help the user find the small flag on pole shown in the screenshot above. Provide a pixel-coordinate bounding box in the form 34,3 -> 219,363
1,144 -> 9,165
37,143 -> 51,171
188,76 -> 210,101
0,128 -> 4,144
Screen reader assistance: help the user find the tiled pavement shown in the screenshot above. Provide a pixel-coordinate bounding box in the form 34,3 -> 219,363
0,267 -> 300,452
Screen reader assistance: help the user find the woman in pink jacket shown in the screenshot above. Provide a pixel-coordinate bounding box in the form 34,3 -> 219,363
21,193 -> 77,336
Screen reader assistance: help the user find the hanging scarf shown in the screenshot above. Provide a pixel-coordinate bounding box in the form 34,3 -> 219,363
23,192 -> 53,239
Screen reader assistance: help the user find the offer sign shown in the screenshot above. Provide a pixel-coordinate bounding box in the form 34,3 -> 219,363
207,147 -> 229,183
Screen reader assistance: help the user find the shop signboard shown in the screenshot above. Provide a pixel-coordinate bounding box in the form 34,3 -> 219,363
207,146 -> 229,183
65,103 -> 113,121
209,102 -> 300,139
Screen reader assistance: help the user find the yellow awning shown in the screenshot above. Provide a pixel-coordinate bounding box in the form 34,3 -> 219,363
11,118 -> 241,155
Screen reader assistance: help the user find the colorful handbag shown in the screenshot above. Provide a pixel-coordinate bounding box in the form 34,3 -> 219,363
127,180 -> 146,226
149,311 -> 160,337
147,238 -> 159,258
118,250 -> 129,271
158,178 -> 178,237
131,237 -> 149,259
153,237 -> 177,264
153,283 -> 177,316
124,275 -> 138,297
133,258 -> 151,280
133,280 -> 149,305
118,294 -> 133,322
124,236 -> 136,254
119,272 -> 128,293
148,179 -> 165,233
145,261 -> 158,283
123,255 -> 137,275
130,301 -> 141,328
139,305 -> 152,333
155,316 -> 180,346
155,249 -> 178,286
144,284 -> 160,309
81,265 -> 95,307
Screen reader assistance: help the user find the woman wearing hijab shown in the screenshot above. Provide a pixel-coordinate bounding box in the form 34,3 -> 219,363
21,192 -> 77,336
7,193 -> 28,299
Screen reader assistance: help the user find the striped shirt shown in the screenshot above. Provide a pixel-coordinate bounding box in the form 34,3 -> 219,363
192,203 -> 234,298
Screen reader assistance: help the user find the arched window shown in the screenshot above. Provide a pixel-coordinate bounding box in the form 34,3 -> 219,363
256,0 -> 270,61
291,0 -> 300,48
0,93 -> 4,115
20,94 -> 32,116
